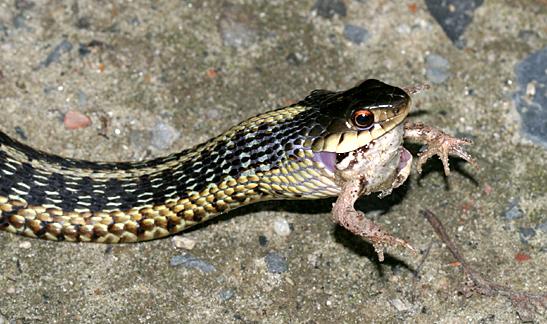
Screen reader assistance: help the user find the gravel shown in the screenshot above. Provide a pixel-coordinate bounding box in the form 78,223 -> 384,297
264,252 -> 288,274
343,24 -> 369,44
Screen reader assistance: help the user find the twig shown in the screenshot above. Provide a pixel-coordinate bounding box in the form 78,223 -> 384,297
421,209 -> 546,321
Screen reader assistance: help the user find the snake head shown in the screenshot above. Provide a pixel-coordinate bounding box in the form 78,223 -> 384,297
303,79 -> 411,173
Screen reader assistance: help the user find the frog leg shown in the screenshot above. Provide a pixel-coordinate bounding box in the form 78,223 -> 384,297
331,178 -> 416,262
403,122 -> 476,175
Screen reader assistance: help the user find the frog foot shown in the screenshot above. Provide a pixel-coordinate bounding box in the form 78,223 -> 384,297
404,122 -> 476,176
417,135 -> 475,176
334,208 -> 416,262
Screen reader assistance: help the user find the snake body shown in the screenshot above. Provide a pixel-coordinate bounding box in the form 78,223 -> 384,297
0,79 -> 410,243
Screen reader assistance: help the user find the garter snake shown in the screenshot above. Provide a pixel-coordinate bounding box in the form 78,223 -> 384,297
0,79 -> 411,243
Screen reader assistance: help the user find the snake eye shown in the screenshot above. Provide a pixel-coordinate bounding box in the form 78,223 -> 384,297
352,109 -> 375,129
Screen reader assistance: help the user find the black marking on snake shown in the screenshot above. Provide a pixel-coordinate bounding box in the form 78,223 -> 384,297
0,103 -> 319,212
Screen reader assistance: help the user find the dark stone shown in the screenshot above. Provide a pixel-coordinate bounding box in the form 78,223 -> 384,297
513,47 -> 547,147
286,52 -> 303,66
14,126 -> 27,140
258,235 -> 268,246
12,14 -> 26,29
265,252 -> 288,274
76,17 -> 91,29
312,0 -> 347,19
41,39 -> 73,68
503,199 -> 523,220
78,43 -> 91,57
518,30 -> 540,42
218,289 -> 235,301
343,24 -> 369,44
519,227 -> 536,244
425,0 -> 484,48
129,17 -> 141,26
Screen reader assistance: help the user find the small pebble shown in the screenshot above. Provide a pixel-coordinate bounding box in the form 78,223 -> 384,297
41,39 -> 73,68
77,90 -> 87,107
311,0 -> 347,19
517,30 -> 540,42
425,54 -> 450,84
389,298 -> 411,312
218,289 -> 235,301
258,235 -> 268,247
129,17 -> 141,26
503,199 -> 523,220
151,121 -> 180,150
170,253 -> 216,273
78,43 -> 92,57
12,14 -> 26,29
273,217 -> 291,236
64,110 -> 92,130
343,24 -> 369,44
265,252 -> 288,274
286,52 -> 304,66
514,252 -> 531,262
519,227 -> 536,244
6,287 -> 16,294
18,241 -> 31,249
14,126 -> 27,140
206,68 -> 218,79
172,236 -> 196,250
76,17 -> 91,29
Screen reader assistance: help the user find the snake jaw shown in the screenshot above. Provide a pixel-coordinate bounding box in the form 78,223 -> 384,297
313,142 -> 411,175
312,150 -> 337,173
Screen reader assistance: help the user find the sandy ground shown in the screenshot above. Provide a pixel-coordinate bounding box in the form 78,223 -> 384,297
0,0 -> 545,323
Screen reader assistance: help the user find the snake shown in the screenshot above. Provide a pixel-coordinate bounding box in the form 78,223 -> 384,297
0,79 -> 411,243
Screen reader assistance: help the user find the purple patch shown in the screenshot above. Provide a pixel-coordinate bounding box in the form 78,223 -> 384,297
313,151 -> 336,173
398,148 -> 412,171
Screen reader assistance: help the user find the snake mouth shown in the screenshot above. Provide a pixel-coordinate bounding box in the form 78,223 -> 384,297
313,144 -> 412,175
398,147 -> 412,173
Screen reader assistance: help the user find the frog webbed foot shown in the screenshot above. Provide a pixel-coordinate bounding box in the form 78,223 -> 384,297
404,122 -> 476,176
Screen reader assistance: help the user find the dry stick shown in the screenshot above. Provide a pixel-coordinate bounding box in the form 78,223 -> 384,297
421,209 -> 546,320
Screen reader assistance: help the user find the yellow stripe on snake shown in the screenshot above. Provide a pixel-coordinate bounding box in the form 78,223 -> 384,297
0,79 -> 472,245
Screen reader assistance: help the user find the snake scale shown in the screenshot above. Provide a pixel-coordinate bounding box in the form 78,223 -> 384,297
0,79 -> 411,243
